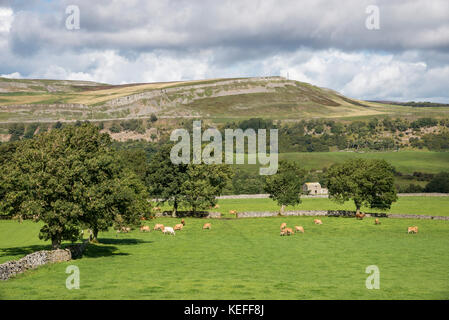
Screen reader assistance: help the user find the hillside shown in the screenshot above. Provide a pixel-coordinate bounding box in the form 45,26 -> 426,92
2,76 -> 448,123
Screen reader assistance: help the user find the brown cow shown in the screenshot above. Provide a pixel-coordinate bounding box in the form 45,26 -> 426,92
152,207 -> 161,212
408,226 -> 418,234
203,223 -> 212,230
374,218 -> 381,225
355,212 -> 366,220
153,224 -> 164,231
295,226 -> 305,233
280,223 -> 287,230
229,210 -> 237,215
181,219 -> 185,226
117,226 -> 131,233
284,227 -> 294,235
140,225 -> 150,232
174,224 -> 183,231
313,219 -> 323,225
280,229 -> 288,236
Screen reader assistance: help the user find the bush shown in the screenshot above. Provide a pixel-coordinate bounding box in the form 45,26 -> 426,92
109,122 -> 122,133
425,172 -> 449,193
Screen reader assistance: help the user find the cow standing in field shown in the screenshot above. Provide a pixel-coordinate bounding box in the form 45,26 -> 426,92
140,225 -> 150,232
162,226 -> 175,235
314,219 -> 323,225
229,210 -> 237,215
181,219 -> 185,226
153,224 -> 164,231
280,223 -> 287,230
408,226 -> 418,234
374,218 -> 381,225
355,212 -> 366,220
174,224 -> 183,231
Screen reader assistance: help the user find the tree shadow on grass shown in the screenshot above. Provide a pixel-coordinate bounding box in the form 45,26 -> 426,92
98,238 -> 153,246
82,238 -> 153,259
82,244 -> 130,258
0,244 -> 51,259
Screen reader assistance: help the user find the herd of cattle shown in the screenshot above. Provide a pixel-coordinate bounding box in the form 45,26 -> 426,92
135,218 -> 213,236
118,207 -> 419,236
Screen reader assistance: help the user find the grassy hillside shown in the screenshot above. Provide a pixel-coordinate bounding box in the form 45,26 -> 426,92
2,76 -> 449,123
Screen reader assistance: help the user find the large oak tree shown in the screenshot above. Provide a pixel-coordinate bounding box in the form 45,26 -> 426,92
0,124 -> 149,248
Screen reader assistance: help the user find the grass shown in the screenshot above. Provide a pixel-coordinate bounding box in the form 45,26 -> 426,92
237,151 -> 449,175
212,197 -> 449,218
1,215 -> 449,300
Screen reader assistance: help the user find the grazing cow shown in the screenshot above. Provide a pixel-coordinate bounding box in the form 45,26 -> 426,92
314,219 -> 323,225
408,226 -> 418,234
203,223 -> 212,230
295,226 -> 305,233
140,225 -> 150,232
181,219 -> 185,226
117,227 -> 131,233
284,227 -> 294,235
153,224 -> 164,231
280,229 -> 288,236
229,210 -> 237,215
355,212 -> 366,220
162,226 -> 175,235
374,218 -> 381,225
280,223 -> 287,230
174,224 -> 183,231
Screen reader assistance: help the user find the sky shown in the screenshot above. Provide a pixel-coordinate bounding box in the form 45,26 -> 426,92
0,0 -> 449,102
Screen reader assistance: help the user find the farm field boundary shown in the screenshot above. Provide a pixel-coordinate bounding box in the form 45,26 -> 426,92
236,210 -> 449,220
218,193 -> 449,199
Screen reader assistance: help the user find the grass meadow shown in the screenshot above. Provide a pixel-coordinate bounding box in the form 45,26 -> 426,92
1,197 -> 449,300
213,196 -> 449,218
240,151 -> 449,174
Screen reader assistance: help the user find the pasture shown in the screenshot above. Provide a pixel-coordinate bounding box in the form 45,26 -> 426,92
241,151 -> 449,175
1,214 -> 449,299
213,196 -> 449,218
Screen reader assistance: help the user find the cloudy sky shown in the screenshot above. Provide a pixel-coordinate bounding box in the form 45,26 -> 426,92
1,0 -> 449,102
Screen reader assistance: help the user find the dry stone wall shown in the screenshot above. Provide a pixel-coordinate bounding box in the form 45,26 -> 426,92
0,241 -> 88,281
236,210 -> 449,220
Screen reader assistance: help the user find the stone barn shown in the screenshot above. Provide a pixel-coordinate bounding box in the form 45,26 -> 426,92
302,182 -> 328,195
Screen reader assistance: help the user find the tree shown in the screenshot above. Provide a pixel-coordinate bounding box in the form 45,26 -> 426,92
425,172 -> 449,193
0,124 -> 149,248
146,144 -> 188,216
325,159 -> 398,214
180,163 -> 233,215
263,160 -> 306,214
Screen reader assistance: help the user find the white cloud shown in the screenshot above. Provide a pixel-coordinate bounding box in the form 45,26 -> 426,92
0,7 -> 13,33
1,71 -> 21,78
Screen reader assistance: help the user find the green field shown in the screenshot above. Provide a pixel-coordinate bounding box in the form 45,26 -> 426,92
213,196 -> 449,217
240,151 -> 449,174
1,215 -> 449,300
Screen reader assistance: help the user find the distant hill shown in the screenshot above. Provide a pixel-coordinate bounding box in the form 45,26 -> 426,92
1,76 -> 448,123
368,100 -> 449,108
